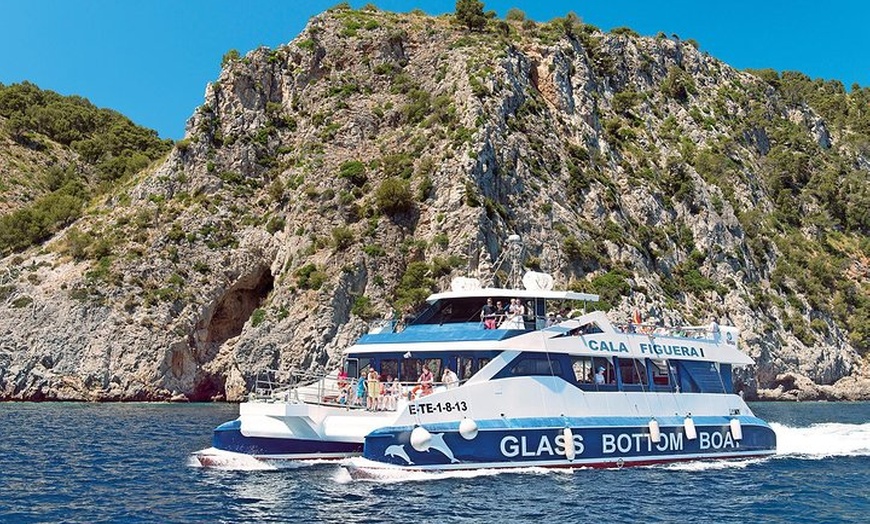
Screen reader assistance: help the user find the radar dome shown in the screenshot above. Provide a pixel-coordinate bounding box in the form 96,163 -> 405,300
522,271 -> 554,291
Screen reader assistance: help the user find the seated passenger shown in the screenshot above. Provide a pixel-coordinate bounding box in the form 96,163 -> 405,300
337,384 -> 349,405
410,367 -> 434,399
442,367 -> 458,388
594,366 -> 606,385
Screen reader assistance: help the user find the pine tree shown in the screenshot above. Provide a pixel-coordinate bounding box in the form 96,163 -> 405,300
455,0 -> 486,31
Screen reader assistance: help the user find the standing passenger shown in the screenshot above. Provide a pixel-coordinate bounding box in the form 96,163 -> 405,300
481,298 -> 497,329
355,371 -> 366,406
367,368 -> 381,411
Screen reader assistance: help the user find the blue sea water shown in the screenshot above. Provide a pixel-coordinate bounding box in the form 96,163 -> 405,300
1,402 -> 868,523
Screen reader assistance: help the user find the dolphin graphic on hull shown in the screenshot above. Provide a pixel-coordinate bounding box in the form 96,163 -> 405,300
384,444 -> 413,464
428,433 -> 459,463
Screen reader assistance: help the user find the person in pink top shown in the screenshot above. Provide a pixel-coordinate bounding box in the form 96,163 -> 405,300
411,366 -> 433,399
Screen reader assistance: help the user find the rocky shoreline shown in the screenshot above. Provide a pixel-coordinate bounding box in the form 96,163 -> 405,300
756,372 -> 870,402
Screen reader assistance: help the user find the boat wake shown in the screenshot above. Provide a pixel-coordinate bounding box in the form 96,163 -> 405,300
663,422 -> 870,471
336,458 -> 571,484
188,448 -> 332,471
659,457 -> 768,472
771,422 -> 870,459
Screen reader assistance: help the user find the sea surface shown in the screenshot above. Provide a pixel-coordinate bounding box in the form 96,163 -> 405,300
1,401 -> 868,523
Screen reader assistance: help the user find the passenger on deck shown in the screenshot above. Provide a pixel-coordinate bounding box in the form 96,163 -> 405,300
495,301 -> 506,324
710,318 -> 721,342
499,299 -> 525,329
594,366 -> 606,385
442,367 -> 458,389
481,298 -> 497,329
367,368 -> 381,411
337,369 -> 348,389
354,371 -> 366,406
384,375 -> 400,410
337,384 -> 349,405
410,366 -> 434,399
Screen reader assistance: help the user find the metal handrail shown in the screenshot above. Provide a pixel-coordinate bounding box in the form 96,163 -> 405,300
248,368 -> 468,409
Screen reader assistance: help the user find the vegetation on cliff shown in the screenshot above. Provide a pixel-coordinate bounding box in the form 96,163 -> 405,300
0,81 -> 173,255
0,3 -> 868,401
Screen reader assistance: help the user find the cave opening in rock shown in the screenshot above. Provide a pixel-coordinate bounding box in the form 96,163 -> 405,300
203,266 -> 275,349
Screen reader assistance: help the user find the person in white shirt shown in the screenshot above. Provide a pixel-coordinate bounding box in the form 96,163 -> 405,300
442,367 -> 459,388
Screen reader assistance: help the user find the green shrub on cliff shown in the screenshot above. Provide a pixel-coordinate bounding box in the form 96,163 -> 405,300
0,82 -> 172,256
375,178 -> 413,215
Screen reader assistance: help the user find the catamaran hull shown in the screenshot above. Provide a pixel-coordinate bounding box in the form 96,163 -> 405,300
211,419 -> 363,460
355,416 -> 776,472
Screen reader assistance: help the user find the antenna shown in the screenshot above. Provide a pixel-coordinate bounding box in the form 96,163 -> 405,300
490,234 -> 524,289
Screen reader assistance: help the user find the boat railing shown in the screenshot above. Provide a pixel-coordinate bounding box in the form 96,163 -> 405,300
249,369 -> 469,410
249,368 -> 336,404
612,322 -> 723,341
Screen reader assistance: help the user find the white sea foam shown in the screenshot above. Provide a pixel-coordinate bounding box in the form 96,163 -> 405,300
337,457 -> 567,484
645,422 -> 870,472
659,457 -> 766,472
772,422 -> 870,459
188,447 -> 313,471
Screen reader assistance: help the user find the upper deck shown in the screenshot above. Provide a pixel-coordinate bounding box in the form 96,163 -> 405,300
349,278 -> 749,366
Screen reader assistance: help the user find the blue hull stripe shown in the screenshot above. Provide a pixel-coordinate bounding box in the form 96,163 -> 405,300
367,415 -> 769,435
212,420 -> 362,456
363,420 -> 776,467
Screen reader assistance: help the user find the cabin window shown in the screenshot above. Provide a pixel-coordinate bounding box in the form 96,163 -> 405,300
719,364 -> 733,392
380,359 -> 398,381
618,358 -> 648,386
458,357 -> 474,381
424,358 -> 442,381
646,359 -> 676,392
674,360 -> 730,393
478,358 -> 491,372
571,356 -> 595,383
400,357 -> 443,382
572,356 -> 614,389
648,359 -> 672,388
357,358 -> 372,377
344,358 -> 359,380
567,322 -> 603,336
401,358 -> 422,382
510,357 -> 563,377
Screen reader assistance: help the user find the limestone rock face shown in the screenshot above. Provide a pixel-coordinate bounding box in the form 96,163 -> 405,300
1,8 -> 868,401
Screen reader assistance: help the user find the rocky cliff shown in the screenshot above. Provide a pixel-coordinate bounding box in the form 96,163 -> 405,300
1,6 -> 868,401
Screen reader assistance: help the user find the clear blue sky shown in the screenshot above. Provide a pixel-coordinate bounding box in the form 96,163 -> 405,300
2,1 -> 866,140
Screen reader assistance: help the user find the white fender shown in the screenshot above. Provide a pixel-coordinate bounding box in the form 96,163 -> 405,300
459,418 -> 479,440
683,415 -> 697,440
648,418 -> 661,443
730,418 -> 743,440
563,427 -> 576,461
410,426 -> 432,452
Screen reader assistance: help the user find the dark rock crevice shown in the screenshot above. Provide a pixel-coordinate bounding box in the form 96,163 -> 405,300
206,267 -> 273,347
184,265 -> 275,401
